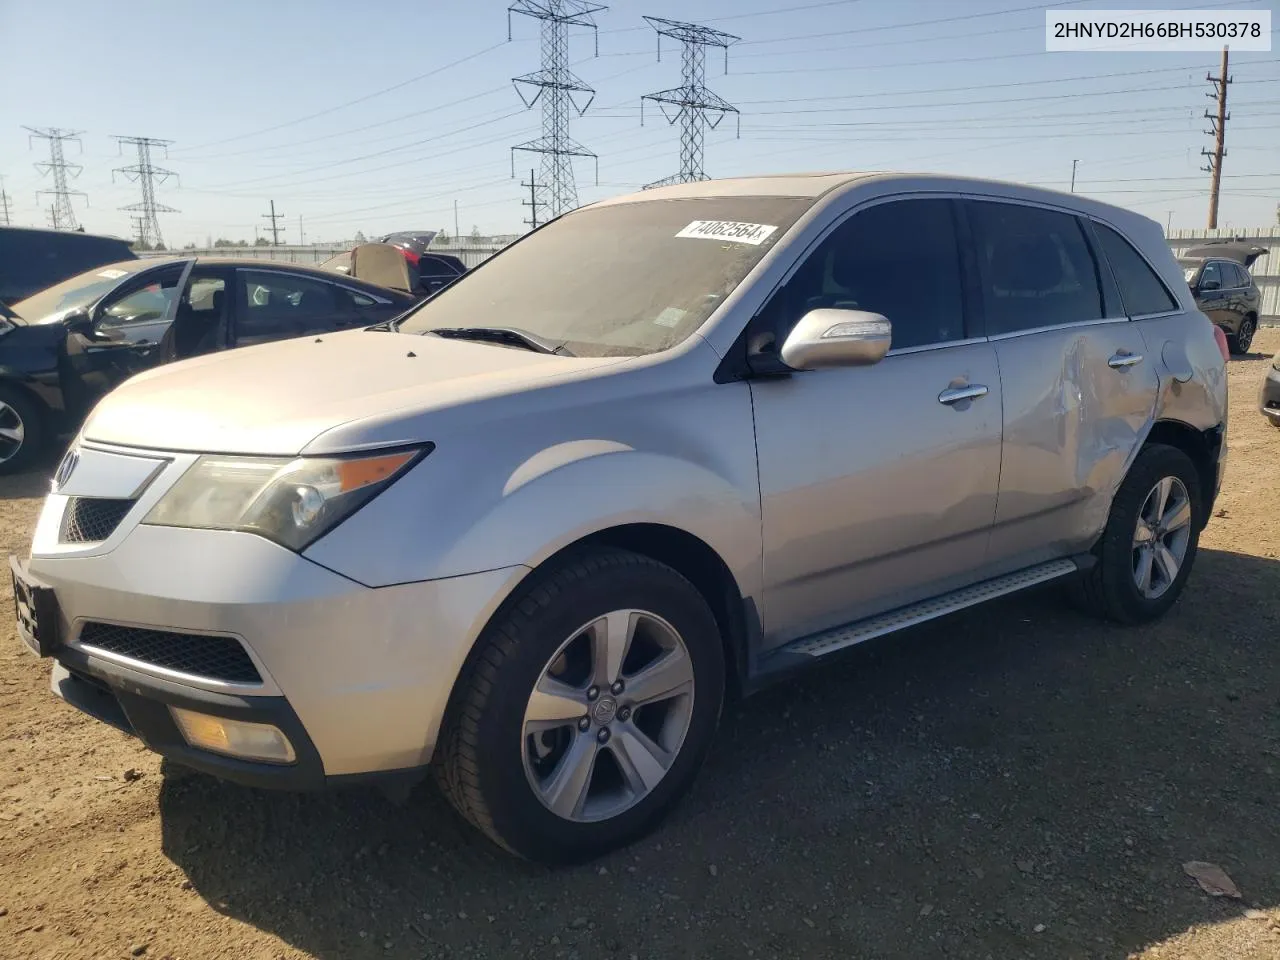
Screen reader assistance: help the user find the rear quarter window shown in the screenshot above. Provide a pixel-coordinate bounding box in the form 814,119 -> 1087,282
1093,223 -> 1178,316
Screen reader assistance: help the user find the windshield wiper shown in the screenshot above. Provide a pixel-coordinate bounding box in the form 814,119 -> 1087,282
425,326 -> 572,356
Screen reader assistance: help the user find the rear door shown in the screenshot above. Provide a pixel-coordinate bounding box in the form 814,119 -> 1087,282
1194,261 -> 1234,329
232,268 -> 389,348
969,198 -> 1159,568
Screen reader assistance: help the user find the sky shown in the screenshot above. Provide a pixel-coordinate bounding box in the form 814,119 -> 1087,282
0,0 -> 1276,246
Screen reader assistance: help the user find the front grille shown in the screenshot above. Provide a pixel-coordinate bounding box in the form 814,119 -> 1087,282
77,622 -> 262,685
61,497 -> 135,544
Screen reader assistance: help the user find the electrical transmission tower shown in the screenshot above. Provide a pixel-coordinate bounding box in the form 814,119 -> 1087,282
25,127 -> 87,230
640,17 -> 740,189
1201,46 -> 1231,229
508,1 -> 606,223
112,136 -> 178,248
0,177 -> 11,226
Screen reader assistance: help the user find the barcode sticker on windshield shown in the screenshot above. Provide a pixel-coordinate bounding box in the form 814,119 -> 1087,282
675,220 -> 778,245
97,269 -> 128,279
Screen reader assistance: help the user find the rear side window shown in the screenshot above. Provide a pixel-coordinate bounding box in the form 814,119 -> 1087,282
967,200 -> 1103,335
1093,223 -> 1178,316
1226,262 -> 1250,287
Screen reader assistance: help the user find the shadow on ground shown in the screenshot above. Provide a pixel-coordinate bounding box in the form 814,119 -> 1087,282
159,548 -> 1280,959
0,443 -> 63,500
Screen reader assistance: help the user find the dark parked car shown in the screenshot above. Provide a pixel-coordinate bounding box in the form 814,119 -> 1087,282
0,257 -> 417,473
1178,241 -> 1266,355
0,226 -> 136,306
1261,350 -> 1280,429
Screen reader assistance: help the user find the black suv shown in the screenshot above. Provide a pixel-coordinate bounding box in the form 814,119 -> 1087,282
0,226 -> 136,306
1178,241 -> 1266,355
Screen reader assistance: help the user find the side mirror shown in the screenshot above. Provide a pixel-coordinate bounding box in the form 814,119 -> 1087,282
780,308 -> 892,371
1198,278 -> 1221,292
61,306 -> 93,335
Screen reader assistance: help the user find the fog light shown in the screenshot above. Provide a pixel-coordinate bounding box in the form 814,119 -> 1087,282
170,707 -> 296,764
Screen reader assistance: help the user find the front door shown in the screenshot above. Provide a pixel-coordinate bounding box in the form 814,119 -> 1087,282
232,268 -> 374,348
749,197 -> 1003,648
965,200 -> 1161,567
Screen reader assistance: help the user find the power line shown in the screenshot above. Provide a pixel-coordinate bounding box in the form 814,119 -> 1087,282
1202,46 -> 1231,229
640,17 -> 741,188
24,127 -> 87,231
112,136 -> 178,248
509,0 -> 607,220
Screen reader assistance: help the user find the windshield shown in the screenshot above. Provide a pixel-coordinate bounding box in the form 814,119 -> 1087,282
9,259 -> 171,323
395,196 -> 813,357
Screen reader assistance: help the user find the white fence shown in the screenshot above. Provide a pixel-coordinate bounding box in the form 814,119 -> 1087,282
1168,227 -> 1279,319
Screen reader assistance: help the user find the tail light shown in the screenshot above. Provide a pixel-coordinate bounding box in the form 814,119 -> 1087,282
1211,324 -> 1230,362
398,247 -> 421,267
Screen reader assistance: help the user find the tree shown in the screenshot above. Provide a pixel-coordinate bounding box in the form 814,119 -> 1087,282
235,239 -> 249,247
469,225 -> 482,241
254,236 -> 270,246
213,237 -> 234,248
354,230 -> 367,244
153,241 -> 166,252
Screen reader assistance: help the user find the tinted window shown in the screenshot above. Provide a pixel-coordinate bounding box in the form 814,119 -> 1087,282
1092,223 -> 1180,316
1198,261 -> 1224,291
1226,262 -> 1250,287
968,200 -> 1103,335
236,270 -> 363,346
754,198 -> 965,352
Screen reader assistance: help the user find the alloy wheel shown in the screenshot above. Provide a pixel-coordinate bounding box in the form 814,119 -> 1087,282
1236,318 -> 1256,354
0,402 -> 26,464
522,609 -> 695,823
1132,476 -> 1193,599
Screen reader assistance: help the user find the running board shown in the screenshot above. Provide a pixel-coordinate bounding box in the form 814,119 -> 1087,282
778,558 -> 1080,659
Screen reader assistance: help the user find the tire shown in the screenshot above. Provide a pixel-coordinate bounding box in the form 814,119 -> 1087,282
0,384 -> 45,476
1070,443 -> 1203,624
1228,315 -> 1256,355
436,547 -> 725,863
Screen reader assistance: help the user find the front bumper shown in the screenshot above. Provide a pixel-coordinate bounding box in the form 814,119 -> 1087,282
18,455 -> 526,786
1260,364 -> 1280,425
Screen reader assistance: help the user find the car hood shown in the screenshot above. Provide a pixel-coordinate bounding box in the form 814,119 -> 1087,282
81,329 -> 625,455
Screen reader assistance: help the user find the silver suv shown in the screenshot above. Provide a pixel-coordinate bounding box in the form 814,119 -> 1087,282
11,174 -> 1227,863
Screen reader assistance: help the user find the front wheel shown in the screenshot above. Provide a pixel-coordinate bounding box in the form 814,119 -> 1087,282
0,385 -> 45,476
436,548 -> 725,863
1070,443 -> 1203,624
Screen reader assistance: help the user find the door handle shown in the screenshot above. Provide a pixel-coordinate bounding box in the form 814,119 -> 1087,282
937,384 -> 989,405
1108,352 -> 1144,369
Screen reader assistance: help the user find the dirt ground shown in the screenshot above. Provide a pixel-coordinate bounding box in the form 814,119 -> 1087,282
1,332 -> 1278,960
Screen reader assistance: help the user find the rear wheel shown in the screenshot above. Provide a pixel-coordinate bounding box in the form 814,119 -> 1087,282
1228,315 -> 1256,355
0,385 -> 45,476
1071,444 -> 1202,624
436,548 -> 725,863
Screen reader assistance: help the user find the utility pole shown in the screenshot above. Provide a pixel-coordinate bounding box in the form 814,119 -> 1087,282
509,0 -> 606,220
453,199 -> 460,243
1201,46 -> 1231,229
25,127 -> 87,230
1070,159 -> 1079,193
0,177 -> 10,226
1166,210 -> 1174,234
521,168 -> 545,230
298,215 -> 304,246
46,204 -> 57,229
112,135 -> 178,248
262,200 -> 284,246
641,17 -> 741,188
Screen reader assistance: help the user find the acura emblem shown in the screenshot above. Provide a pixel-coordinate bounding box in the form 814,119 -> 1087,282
53,448 -> 79,491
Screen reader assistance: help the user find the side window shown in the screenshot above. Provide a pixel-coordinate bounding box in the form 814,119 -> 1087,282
95,267 -> 184,341
1198,261 -> 1224,291
753,198 -> 966,352
1226,263 -> 1249,288
236,271 -> 356,346
968,200 -> 1103,335
1092,223 -> 1181,317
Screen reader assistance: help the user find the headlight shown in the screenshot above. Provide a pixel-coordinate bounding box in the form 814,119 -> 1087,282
144,446 -> 428,551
